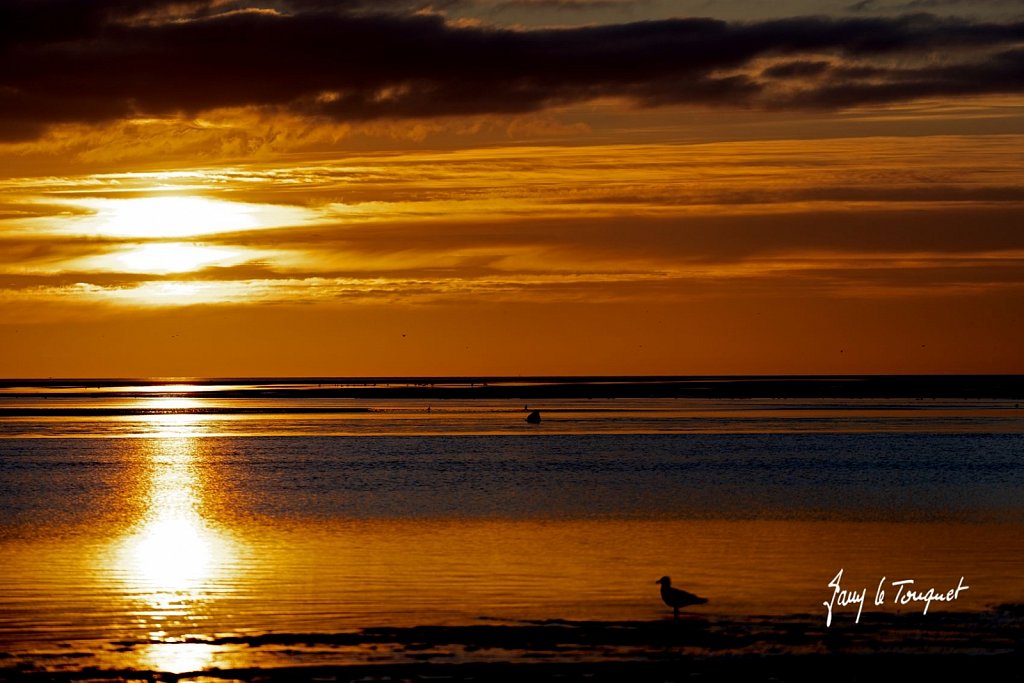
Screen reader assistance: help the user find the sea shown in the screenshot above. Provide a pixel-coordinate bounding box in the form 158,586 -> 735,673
0,379 -> 1022,673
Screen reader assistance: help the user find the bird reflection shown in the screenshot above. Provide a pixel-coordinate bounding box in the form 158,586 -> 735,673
109,401 -> 239,673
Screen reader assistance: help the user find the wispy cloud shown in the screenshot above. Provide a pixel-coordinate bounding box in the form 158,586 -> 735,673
2,133 -> 1022,312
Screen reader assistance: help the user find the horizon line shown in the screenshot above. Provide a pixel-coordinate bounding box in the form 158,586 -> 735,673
3,373 -> 1024,386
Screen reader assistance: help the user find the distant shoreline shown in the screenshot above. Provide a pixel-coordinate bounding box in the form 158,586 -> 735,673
0,375 -> 1022,400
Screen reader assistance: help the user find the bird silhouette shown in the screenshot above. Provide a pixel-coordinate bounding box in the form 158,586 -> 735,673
656,576 -> 707,619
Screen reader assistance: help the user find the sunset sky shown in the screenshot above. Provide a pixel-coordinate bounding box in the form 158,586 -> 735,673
2,0 -> 1023,377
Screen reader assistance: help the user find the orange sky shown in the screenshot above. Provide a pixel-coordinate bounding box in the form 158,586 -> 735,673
1,1 -> 1023,376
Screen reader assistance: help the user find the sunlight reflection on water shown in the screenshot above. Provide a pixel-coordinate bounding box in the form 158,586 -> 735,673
105,409 -> 242,672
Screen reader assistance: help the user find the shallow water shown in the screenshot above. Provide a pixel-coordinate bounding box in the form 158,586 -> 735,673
0,393 -> 1022,672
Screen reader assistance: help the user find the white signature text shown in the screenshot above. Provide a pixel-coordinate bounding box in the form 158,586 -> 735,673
823,569 -> 969,626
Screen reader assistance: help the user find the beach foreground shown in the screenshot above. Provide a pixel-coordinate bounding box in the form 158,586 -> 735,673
2,607 -> 1021,682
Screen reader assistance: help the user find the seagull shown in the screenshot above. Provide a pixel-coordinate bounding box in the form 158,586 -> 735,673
656,576 -> 707,619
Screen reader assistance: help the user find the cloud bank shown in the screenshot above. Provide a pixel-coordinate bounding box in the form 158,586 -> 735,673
2,1 -> 1023,139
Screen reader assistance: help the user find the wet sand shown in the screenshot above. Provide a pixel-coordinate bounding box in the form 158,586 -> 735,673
2,607 -> 1020,682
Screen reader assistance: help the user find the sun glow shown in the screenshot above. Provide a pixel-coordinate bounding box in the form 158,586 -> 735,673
105,280 -> 252,306
105,242 -> 247,274
70,194 -> 311,238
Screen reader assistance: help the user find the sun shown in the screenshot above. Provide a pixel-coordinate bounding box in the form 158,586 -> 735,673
66,192 -> 315,240
78,195 -> 261,238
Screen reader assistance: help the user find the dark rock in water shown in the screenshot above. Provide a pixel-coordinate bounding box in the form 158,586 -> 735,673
526,409 -> 541,424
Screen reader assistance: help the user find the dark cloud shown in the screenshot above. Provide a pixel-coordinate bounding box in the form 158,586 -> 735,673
762,60 -> 833,79
0,1 -> 228,45
794,49 -> 1024,108
490,0 -> 633,11
0,236 -> 122,266
850,0 -> 1024,12
561,184 -> 1024,205
2,3 -> 1024,139
198,206 -> 1024,264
